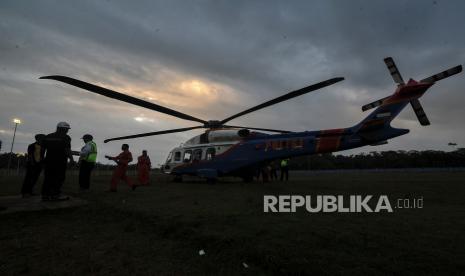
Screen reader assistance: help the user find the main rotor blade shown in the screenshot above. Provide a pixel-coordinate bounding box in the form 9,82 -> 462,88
384,57 -> 405,84
103,126 -> 204,143
420,65 -> 462,83
40,75 -> 207,124
224,125 -> 292,133
220,77 -> 344,124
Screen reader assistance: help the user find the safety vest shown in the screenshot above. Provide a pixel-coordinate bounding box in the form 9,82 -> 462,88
86,141 -> 97,163
281,159 -> 289,167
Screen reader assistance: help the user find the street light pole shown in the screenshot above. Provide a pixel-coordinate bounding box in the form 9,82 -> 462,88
7,118 -> 21,174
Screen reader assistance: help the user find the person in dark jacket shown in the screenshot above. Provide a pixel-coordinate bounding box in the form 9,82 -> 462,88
269,161 -> 279,181
41,122 -> 75,201
21,134 -> 45,197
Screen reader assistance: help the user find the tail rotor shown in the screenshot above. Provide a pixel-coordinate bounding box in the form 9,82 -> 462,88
362,57 -> 462,126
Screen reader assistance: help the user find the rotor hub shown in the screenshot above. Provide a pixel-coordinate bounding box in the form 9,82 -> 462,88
205,120 -> 222,129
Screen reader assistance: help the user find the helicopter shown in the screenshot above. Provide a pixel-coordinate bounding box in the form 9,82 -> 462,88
40,57 -> 462,181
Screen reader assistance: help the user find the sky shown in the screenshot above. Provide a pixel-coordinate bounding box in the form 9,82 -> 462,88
1,0 -> 464,166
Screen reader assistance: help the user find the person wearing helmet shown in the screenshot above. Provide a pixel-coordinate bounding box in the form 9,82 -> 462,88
21,134 -> 46,197
78,134 -> 97,191
41,122 -> 75,201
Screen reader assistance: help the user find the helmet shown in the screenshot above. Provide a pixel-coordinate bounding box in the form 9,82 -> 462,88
82,134 -> 93,140
57,122 -> 71,129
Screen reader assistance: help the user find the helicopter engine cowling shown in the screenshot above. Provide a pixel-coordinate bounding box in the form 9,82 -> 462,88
207,129 -> 244,143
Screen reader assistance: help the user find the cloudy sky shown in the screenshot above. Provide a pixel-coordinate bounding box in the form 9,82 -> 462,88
1,0 -> 464,165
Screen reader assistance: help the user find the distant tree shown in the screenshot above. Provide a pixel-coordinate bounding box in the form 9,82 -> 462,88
288,149 -> 465,170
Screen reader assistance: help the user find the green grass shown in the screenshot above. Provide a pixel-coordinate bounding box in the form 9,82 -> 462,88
1,171 -> 464,275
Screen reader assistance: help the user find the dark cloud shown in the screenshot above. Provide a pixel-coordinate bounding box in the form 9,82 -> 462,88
1,0 -> 464,165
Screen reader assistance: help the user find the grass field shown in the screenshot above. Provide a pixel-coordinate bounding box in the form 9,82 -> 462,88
1,171 -> 464,275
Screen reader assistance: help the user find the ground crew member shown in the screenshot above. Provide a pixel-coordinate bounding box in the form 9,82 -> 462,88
137,150 -> 151,186
105,144 -> 136,191
21,134 -> 45,197
269,161 -> 278,181
280,158 -> 290,181
261,165 -> 270,183
41,122 -> 74,201
78,134 -> 97,191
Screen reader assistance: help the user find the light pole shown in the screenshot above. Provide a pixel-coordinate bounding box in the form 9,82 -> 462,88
7,118 -> 21,174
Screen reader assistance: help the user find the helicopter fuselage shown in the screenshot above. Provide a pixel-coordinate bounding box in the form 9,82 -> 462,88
162,123 -> 409,179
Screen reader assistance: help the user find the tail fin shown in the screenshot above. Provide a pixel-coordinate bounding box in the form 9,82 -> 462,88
352,96 -> 409,134
350,97 -> 411,145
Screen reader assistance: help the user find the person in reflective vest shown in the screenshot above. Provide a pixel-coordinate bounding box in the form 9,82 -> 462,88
78,134 -> 97,191
280,158 -> 290,181
137,150 -> 151,186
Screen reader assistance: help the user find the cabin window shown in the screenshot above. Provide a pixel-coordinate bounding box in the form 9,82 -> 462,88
193,149 -> 202,162
206,147 -> 216,160
174,151 -> 181,162
183,150 -> 192,163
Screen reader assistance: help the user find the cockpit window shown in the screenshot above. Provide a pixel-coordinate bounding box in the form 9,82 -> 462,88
183,150 -> 192,163
206,147 -> 216,160
166,152 -> 173,162
193,149 -> 202,162
174,151 -> 181,162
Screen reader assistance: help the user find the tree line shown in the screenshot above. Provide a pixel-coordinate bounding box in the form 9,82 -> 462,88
289,149 -> 465,170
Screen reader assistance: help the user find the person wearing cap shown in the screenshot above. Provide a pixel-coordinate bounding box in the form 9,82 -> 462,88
41,122 -> 75,201
21,134 -> 46,197
78,134 -> 97,191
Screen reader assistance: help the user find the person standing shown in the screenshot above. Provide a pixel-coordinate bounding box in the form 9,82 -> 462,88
41,122 -> 75,201
269,161 -> 278,181
105,144 -> 136,191
21,134 -> 45,197
78,134 -> 97,191
137,150 -> 151,186
261,165 -> 270,183
280,158 -> 290,181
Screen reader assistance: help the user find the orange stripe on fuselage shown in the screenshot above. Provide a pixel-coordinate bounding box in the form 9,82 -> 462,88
316,136 -> 341,153
316,129 -> 344,153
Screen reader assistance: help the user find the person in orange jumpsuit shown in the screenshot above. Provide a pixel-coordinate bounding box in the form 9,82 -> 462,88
137,150 -> 151,186
105,144 -> 136,191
